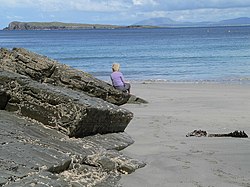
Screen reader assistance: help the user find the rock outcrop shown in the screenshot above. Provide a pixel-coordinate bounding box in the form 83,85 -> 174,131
0,48 -> 147,185
0,48 -> 147,105
3,21 -> 122,30
0,70 -> 133,137
0,110 -> 145,186
3,21 -> 157,30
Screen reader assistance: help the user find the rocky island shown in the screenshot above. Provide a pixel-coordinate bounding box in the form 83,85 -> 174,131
3,21 -> 157,30
0,48 -> 147,186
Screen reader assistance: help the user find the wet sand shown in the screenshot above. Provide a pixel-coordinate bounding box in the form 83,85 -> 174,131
120,83 -> 250,187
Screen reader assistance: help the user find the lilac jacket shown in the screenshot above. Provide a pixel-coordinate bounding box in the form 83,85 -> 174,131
110,71 -> 125,87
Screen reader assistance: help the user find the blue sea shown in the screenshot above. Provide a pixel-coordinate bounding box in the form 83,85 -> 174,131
1,26 -> 250,83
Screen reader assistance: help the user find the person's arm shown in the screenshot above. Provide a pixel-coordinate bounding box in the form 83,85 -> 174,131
110,75 -> 114,85
119,72 -> 125,84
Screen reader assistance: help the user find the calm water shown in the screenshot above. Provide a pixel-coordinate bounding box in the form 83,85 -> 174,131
1,26 -> 250,83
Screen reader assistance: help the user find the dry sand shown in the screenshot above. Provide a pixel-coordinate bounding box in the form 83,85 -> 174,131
120,82 -> 250,187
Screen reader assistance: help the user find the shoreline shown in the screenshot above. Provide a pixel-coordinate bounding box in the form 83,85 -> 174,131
120,82 -> 250,186
97,77 -> 250,86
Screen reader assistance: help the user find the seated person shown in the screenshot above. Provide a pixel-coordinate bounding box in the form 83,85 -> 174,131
110,63 -> 131,93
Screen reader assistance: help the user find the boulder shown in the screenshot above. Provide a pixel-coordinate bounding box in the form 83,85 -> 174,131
0,70 -> 133,137
0,110 -> 145,187
0,47 -> 147,105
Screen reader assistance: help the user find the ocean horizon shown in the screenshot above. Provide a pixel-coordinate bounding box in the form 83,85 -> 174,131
1,26 -> 250,84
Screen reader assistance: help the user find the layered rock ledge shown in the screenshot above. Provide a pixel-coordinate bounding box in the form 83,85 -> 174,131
0,48 -> 147,186
0,70 -> 133,137
0,48 -> 147,105
0,110 -> 145,186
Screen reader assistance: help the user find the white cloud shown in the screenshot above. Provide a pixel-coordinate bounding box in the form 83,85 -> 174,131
132,0 -> 143,5
138,7 -> 250,22
0,0 -> 63,11
69,0 -> 130,12
36,0 -> 65,11
132,0 -> 158,6
1,0 -> 34,7
6,15 -> 23,20
153,0 -> 250,11
2,0 -> 250,12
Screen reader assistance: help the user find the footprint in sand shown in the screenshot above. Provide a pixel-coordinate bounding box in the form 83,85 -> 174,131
189,149 -> 203,154
205,158 -> 218,164
165,145 -> 178,150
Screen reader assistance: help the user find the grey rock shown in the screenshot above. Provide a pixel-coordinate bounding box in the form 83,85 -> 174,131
0,47 -> 147,105
0,70 -> 133,137
0,110 -> 145,186
0,47 -> 147,186
0,89 -> 10,109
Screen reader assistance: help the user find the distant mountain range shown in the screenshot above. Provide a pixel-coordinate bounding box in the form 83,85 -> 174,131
134,17 -> 250,27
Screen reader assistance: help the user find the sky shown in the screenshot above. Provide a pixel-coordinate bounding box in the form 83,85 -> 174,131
1,0 -> 250,29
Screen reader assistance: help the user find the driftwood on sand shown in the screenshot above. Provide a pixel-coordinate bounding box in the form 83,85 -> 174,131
186,129 -> 248,138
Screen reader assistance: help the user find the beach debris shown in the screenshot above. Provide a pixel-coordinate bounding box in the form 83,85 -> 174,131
208,130 -> 248,138
186,130 -> 248,138
186,130 -> 207,137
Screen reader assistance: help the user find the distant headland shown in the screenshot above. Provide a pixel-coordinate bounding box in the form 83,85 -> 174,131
3,17 -> 250,30
3,21 -> 157,30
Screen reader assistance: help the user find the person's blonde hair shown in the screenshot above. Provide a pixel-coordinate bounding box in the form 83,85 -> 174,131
112,63 -> 120,72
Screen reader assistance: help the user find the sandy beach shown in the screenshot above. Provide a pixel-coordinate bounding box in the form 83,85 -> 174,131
120,82 -> 250,187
